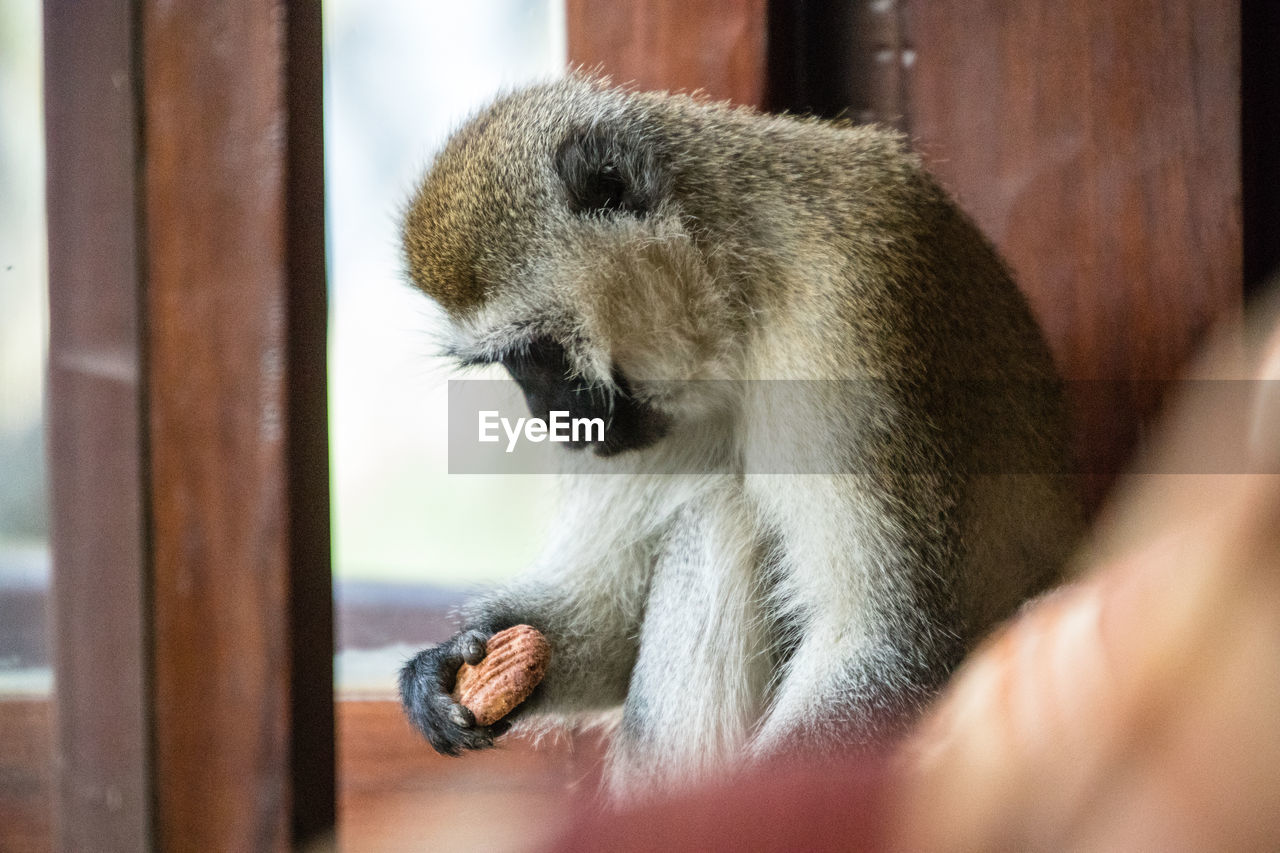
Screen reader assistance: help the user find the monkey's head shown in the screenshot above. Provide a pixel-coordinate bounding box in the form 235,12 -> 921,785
402,77 -> 749,456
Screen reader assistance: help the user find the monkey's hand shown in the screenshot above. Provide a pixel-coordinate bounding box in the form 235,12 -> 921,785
398,629 -> 513,755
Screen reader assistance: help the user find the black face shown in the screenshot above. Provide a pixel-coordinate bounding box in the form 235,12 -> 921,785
496,336 -> 670,457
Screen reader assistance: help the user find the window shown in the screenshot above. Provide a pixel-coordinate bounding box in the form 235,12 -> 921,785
0,0 -> 48,698
324,0 -> 565,689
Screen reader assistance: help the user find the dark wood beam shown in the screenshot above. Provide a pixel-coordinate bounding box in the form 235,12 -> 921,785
904,0 -> 1242,508
141,1 -> 333,847
45,2 -> 333,848
567,0 -> 769,107
45,1 -> 151,847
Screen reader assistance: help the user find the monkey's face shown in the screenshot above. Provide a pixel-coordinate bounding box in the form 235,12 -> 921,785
402,80 -> 742,455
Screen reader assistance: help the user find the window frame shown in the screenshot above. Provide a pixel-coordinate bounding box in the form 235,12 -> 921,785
44,1 -> 332,848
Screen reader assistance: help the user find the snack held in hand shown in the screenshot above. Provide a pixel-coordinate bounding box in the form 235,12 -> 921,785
452,625 -> 551,726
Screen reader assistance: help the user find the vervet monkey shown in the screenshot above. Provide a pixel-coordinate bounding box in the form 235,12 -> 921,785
398,76 -> 1083,797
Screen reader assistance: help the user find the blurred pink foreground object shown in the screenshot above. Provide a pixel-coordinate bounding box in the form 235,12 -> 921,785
897,305 -> 1280,852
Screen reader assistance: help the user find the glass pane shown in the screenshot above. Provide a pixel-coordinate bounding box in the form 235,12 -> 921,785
325,5 -> 603,848
325,0 -> 564,678
0,0 -> 52,849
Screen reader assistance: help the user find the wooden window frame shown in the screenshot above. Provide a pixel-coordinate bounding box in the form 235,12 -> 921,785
45,2 -> 332,848
31,0 -> 1248,849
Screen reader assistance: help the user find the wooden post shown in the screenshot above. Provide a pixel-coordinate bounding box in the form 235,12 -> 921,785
566,0 -> 769,107
45,2 -> 333,848
45,1 -> 151,846
904,0 -> 1242,507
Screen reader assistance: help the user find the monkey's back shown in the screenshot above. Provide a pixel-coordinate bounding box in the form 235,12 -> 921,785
634,90 -> 1083,639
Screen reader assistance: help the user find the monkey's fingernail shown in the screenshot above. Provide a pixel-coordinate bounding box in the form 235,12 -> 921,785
461,635 -> 487,664
449,703 -> 475,728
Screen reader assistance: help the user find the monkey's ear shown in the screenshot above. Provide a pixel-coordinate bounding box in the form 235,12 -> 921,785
554,124 -> 666,217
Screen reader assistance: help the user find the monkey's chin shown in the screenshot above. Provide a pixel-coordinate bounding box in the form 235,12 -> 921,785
590,396 -> 672,457
583,421 -> 669,458
587,439 -> 652,458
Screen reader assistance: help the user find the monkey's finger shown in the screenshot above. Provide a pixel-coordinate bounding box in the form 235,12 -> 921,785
455,728 -> 498,752
457,629 -> 489,665
447,700 -> 476,729
425,648 -> 462,693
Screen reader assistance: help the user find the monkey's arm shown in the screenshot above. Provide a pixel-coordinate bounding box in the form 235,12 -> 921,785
743,381 -> 969,752
399,483 -> 655,755
750,472 -> 963,752
606,481 -> 775,796
745,374 -> 1076,752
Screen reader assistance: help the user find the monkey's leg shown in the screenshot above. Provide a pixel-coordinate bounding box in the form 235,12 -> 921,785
605,482 -> 774,799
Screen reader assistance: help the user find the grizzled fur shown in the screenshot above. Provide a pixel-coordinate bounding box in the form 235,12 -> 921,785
398,76 -> 1082,798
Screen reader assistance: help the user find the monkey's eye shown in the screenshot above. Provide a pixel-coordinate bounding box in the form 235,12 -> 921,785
555,126 -> 663,218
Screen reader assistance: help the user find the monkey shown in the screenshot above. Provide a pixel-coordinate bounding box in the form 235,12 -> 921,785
396,75 -> 1083,798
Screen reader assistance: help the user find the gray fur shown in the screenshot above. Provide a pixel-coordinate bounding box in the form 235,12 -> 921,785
398,76 -> 1083,798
